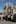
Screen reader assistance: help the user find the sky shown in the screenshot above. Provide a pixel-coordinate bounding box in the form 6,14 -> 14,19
0,0 -> 16,13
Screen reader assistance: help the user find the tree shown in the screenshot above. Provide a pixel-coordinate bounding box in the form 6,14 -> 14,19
4,6 -> 6,10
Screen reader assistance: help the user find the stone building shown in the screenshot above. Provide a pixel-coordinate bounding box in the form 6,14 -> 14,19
4,6 -> 13,15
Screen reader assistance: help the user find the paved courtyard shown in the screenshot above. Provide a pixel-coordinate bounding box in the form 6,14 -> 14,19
0,20 -> 16,24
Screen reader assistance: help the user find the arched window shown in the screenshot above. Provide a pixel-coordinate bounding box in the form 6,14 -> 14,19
7,6 -> 11,14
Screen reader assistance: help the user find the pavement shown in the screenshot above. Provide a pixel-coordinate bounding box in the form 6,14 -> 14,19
0,20 -> 16,24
